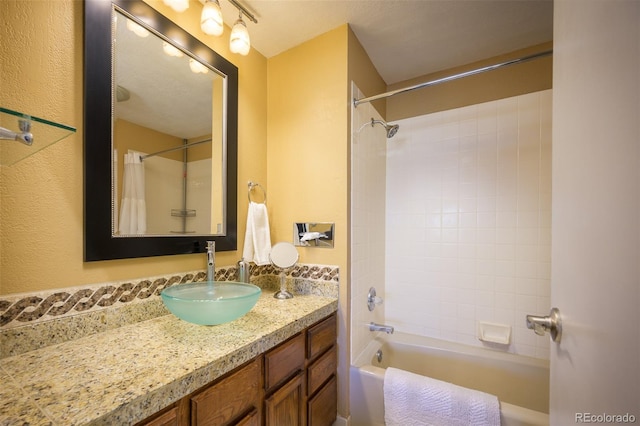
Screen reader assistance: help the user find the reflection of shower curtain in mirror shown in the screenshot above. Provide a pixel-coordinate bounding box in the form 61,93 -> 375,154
119,152 -> 147,234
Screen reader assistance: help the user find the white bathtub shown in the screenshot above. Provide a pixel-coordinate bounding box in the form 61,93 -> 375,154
350,333 -> 549,426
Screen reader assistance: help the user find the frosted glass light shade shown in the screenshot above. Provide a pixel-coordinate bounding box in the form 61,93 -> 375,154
189,58 -> 209,74
230,18 -> 250,56
163,0 -> 189,13
201,0 -> 224,36
126,19 -> 149,38
163,41 -> 184,57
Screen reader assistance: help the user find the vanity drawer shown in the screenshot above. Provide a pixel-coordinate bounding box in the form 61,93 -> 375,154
307,375 -> 337,426
307,345 -> 336,396
264,333 -> 305,392
307,314 -> 337,361
191,358 -> 260,425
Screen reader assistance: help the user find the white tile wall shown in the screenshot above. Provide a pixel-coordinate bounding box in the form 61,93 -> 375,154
350,84 -> 387,363
385,90 -> 552,359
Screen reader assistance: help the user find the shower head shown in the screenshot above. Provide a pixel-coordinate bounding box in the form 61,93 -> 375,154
371,118 -> 399,139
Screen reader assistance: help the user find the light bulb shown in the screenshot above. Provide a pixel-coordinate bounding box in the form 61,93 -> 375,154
163,42 -> 184,57
163,0 -> 189,13
230,17 -> 250,56
201,0 -> 223,36
126,19 -> 149,38
189,58 -> 209,74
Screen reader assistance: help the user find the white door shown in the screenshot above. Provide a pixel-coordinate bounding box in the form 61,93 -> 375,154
550,1 -> 640,424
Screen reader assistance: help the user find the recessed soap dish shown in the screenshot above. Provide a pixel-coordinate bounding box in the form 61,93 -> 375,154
477,321 -> 511,345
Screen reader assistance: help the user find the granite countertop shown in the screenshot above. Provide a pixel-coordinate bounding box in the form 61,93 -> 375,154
0,290 -> 338,425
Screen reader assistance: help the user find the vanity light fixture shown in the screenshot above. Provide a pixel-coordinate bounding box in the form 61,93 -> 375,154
196,0 -> 257,55
126,19 -> 149,37
165,0 -> 258,56
201,0 -> 224,36
163,0 -> 189,13
229,12 -> 250,56
189,58 -> 210,74
162,41 -> 184,57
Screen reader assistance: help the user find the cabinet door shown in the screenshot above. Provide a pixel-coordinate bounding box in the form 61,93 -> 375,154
265,373 -> 304,426
306,315 -> 336,362
191,358 -> 260,426
264,333 -> 305,393
234,409 -> 259,426
307,375 -> 337,426
307,346 -> 337,397
137,406 -> 180,426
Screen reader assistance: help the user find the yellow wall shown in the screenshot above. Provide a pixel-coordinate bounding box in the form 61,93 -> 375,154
267,26 -> 348,264
267,25 -> 352,418
347,28 -> 388,119
0,0 -> 267,295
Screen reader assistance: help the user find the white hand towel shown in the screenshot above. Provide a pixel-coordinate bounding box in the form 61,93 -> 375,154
384,367 -> 500,426
242,201 -> 272,265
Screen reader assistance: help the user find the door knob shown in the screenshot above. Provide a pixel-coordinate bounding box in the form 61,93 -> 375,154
526,307 -> 562,343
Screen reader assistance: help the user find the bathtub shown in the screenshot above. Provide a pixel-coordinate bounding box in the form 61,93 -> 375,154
350,332 -> 549,426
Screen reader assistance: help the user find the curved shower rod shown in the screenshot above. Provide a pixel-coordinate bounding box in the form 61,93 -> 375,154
353,49 -> 552,108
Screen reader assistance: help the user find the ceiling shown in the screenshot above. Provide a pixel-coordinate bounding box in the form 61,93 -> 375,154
218,0 -> 554,85
114,1 -> 553,141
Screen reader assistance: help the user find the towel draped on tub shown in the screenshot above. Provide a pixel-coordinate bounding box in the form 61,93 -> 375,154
384,367 -> 501,426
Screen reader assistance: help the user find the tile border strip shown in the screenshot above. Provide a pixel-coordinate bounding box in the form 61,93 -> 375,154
0,264 -> 339,330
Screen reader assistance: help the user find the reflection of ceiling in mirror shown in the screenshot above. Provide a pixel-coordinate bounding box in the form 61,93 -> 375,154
114,12 -> 221,140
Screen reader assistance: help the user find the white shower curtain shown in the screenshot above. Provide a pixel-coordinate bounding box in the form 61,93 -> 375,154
118,152 -> 147,234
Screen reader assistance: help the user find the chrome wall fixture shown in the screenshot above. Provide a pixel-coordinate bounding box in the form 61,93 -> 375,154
526,307 -> 562,343
0,119 -> 33,146
163,0 -> 257,56
293,222 -> 335,248
367,287 -> 383,311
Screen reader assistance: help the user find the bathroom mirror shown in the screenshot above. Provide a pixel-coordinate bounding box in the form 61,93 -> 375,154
84,0 -> 238,261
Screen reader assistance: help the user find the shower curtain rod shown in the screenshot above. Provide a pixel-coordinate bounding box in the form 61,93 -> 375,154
140,137 -> 212,160
353,49 -> 552,107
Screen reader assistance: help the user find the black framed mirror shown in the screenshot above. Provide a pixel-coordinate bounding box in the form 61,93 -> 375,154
84,0 -> 238,261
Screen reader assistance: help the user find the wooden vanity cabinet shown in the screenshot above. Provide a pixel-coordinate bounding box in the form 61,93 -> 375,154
190,357 -> 261,425
136,313 -> 337,426
305,314 -> 338,426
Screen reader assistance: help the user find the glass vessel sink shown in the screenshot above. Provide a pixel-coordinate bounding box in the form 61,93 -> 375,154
161,281 -> 261,325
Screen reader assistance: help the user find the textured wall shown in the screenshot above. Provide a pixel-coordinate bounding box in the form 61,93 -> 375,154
0,0 -> 268,295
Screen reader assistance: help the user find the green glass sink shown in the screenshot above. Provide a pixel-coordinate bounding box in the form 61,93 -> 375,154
161,281 -> 261,325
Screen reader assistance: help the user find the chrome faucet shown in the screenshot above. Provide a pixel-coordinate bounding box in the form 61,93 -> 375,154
369,322 -> 394,334
206,241 -> 215,282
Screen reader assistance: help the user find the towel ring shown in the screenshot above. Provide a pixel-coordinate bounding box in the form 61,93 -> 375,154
248,181 -> 267,204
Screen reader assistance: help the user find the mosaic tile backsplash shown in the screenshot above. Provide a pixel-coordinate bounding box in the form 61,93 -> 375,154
0,263 -> 339,358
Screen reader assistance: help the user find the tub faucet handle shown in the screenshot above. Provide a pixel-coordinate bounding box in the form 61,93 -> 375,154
367,287 -> 384,311
526,307 -> 562,343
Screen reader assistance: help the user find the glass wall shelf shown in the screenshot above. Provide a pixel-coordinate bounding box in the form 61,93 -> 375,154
0,107 -> 76,166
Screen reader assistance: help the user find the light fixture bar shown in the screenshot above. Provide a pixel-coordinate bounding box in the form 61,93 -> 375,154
227,0 -> 257,23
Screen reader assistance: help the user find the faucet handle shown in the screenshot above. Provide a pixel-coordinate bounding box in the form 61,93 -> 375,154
207,240 -> 215,251
367,287 -> 384,311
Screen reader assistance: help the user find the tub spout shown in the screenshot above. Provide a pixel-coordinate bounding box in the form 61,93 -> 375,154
369,322 -> 394,334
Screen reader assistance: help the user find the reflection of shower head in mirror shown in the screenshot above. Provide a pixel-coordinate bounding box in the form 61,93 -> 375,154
270,242 -> 298,299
